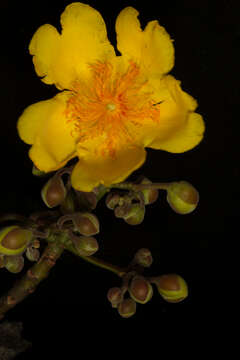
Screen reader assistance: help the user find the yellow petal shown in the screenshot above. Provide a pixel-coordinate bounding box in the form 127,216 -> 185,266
116,7 -> 174,78
71,145 -> 146,192
146,76 -> 205,152
29,2 -> 115,90
18,92 -> 77,172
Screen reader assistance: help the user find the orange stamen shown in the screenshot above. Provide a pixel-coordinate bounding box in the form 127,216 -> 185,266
64,61 -> 160,158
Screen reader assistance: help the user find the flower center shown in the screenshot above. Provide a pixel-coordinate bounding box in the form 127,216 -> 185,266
65,61 -> 160,158
106,103 -> 116,111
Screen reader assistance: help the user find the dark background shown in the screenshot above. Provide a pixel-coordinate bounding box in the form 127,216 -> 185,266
0,0 -> 237,355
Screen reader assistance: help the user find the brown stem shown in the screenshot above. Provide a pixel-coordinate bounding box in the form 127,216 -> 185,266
0,239 -> 65,320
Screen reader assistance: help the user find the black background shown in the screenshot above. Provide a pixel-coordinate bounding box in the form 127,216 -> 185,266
0,0 -> 237,355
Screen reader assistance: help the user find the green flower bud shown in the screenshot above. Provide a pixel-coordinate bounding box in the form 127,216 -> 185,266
73,236 -> 99,256
166,181 -> 199,215
129,275 -> 153,304
0,226 -> 32,256
154,274 -> 188,303
105,193 -> 121,210
107,287 -> 123,308
140,177 -> 159,205
4,255 -> 24,273
123,203 -> 145,225
133,248 -> 153,267
41,176 -> 66,208
73,212 -> 100,236
117,298 -> 136,318
25,246 -> 40,262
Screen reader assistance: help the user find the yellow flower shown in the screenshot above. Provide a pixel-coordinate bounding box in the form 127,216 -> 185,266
17,3 -> 205,192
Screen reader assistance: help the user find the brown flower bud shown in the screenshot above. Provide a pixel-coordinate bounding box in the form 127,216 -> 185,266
140,177 -> 159,205
105,193 -> 121,210
41,176 -> 66,208
154,274 -> 188,303
60,190 -> 76,214
129,275 -> 153,304
4,255 -> 24,273
107,287 -> 123,308
166,181 -> 199,215
0,226 -> 32,256
123,203 -> 145,225
73,212 -> 100,236
73,236 -> 99,256
133,248 -> 153,267
117,298 -> 136,318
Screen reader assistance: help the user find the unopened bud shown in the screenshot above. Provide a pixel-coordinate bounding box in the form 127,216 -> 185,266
154,274 -> 188,303
117,298 -> 136,318
123,203 -> 145,225
0,226 -> 32,256
140,177 -> 159,205
167,181 -> 199,215
73,236 -> 99,256
134,248 -> 153,267
73,213 -> 100,236
4,255 -> 24,273
114,203 -> 132,218
129,275 -> 153,304
107,287 -> 123,308
25,246 -> 40,262
105,193 -> 121,210
41,176 -> 66,208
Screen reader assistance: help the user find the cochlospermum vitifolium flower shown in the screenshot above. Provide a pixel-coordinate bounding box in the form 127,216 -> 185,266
17,2 -> 205,192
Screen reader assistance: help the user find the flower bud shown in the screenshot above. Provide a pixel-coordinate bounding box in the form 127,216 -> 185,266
25,246 -> 40,262
166,181 -> 199,215
140,177 -> 159,205
105,193 -> 121,210
154,274 -> 188,303
117,298 -> 136,318
73,213 -> 100,236
133,248 -> 153,267
114,203 -> 132,218
0,226 -> 32,256
41,176 -> 66,208
123,203 -> 145,225
73,236 -> 99,256
107,287 -> 123,308
4,255 -> 24,273
129,275 -> 153,304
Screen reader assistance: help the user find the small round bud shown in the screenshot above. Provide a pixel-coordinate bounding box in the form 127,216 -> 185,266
73,236 -> 99,256
0,226 -> 32,256
133,248 -> 153,267
4,255 -> 24,273
107,287 -> 123,308
154,274 -> 188,303
166,181 -> 199,215
129,275 -> 153,304
41,176 -> 66,208
73,213 -> 100,236
114,202 -> 131,218
117,298 -> 136,318
123,203 -> 145,225
140,177 -> 159,205
25,246 -> 40,262
105,193 -> 121,210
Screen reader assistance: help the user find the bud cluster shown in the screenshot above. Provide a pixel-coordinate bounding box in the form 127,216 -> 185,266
0,226 -> 40,273
106,248 -> 188,318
